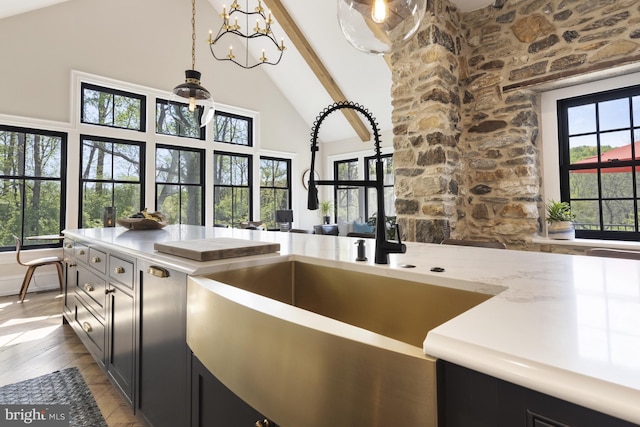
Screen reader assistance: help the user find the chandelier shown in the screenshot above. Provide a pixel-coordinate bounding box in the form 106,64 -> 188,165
172,0 -> 214,127
208,0 -> 286,69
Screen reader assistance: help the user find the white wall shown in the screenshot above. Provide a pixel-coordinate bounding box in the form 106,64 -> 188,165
0,0 -> 319,295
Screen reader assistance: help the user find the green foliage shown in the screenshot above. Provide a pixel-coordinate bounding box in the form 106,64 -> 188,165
545,200 -> 574,223
367,214 -> 397,240
319,200 -> 333,216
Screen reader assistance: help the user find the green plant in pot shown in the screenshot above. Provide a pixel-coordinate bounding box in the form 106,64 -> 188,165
545,200 -> 575,240
319,200 -> 333,224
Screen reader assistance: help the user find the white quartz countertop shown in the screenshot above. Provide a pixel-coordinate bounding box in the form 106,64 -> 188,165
63,225 -> 640,425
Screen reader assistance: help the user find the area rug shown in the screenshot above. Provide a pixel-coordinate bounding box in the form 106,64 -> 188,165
0,367 -> 107,426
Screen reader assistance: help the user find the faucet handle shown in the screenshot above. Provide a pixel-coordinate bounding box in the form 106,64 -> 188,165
395,223 -> 402,244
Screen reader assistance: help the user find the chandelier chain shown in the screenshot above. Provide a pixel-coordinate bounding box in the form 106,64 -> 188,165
191,0 -> 196,70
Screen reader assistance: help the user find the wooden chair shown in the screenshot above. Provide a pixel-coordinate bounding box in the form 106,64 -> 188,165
14,235 -> 64,302
585,248 -> 640,260
441,238 -> 506,249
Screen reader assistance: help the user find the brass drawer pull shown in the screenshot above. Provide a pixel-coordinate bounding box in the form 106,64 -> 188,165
147,266 -> 169,278
114,266 -> 125,274
82,322 -> 92,333
83,283 -> 94,292
65,243 -> 73,249
91,256 -> 101,263
77,249 -> 85,255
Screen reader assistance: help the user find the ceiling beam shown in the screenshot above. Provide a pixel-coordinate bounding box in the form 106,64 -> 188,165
263,0 -> 371,142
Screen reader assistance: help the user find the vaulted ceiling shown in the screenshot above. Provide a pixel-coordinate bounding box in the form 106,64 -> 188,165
1,0 -> 493,142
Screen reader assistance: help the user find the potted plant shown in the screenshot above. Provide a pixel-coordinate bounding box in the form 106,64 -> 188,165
319,200 -> 333,224
545,200 -> 575,240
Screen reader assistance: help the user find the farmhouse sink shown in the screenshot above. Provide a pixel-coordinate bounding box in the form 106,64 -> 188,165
187,260 -> 493,427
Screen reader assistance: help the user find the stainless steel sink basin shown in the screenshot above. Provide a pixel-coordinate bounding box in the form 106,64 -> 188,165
187,260 -> 493,427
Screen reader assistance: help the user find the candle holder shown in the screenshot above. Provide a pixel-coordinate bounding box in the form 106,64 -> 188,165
103,206 -> 116,227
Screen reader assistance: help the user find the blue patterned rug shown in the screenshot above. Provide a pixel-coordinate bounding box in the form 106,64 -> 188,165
0,367 -> 107,426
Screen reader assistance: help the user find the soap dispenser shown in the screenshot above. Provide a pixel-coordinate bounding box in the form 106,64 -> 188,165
355,239 -> 367,261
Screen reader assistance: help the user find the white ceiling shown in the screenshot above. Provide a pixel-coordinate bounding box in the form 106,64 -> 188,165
2,0 -> 494,142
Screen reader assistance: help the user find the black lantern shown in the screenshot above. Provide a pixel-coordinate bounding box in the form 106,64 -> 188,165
103,207 -> 116,227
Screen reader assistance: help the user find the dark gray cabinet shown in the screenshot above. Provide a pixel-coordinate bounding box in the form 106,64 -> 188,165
440,361 -> 637,427
191,354 -> 277,427
137,261 -> 190,427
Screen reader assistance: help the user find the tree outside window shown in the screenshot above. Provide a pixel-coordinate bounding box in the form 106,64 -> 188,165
260,157 -> 291,229
214,112 -> 252,146
156,145 -> 204,225
558,85 -> 640,240
0,126 -> 66,249
156,99 -> 205,140
80,136 -> 144,228
214,152 -> 251,227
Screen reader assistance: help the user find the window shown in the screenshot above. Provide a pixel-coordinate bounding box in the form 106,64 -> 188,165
214,111 -> 252,146
155,98 -> 205,139
260,157 -> 291,229
365,153 -> 395,220
213,152 -> 251,227
156,145 -> 205,225
81,83 -> 146,131
334,158 -> 360,222
0,126 -> 66,250
80,135 -> 144,228
558,84 -> 640,240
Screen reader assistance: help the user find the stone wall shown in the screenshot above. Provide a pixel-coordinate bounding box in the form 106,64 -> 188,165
391,0 -> 640,247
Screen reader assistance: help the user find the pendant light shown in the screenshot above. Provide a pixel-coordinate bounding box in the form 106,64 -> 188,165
173,0 -> 214,126
337,0 -> 427,55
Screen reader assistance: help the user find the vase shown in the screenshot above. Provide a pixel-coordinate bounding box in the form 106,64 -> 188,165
548,221 -> 575,240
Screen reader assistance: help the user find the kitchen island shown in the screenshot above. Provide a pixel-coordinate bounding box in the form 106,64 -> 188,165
62,225 -> 640,426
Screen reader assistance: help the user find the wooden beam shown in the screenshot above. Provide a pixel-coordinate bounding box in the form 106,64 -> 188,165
263,0 -> 371,142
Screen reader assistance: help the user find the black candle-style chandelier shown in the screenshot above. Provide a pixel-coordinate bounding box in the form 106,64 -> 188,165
208,0 -> 286,69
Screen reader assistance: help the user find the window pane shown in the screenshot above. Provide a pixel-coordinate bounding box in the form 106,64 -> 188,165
260,159 -> 274,186
633,96 -> 640,126
114,183 -> 141,218
181,186 -> 202,225
600,130 -> 631,153
599,98 -> 630,132
601,168 -> 633,199
214,186 -> 233,225
24,179 -> 62,238
0,179 -> 21,245
156,148 -> 177,183
215,155 -> 232,185
82,139 -> 113,180
569,135 -> 597,165
24,134 -> 62,178
157,184 -> 180,223
569,170 -> 599,198
231,156 -> 249,185
181,151 -> 201,184
572,200 -> 600,231
602,199 -> 634,231
83,89 -> 113,126
568,104 -> 596,135
113,143 -> 140,181
156,100 -> 203,139
214,113 -> 251,145
82,182 -> 114,228
115,95 -> 142,129
233,188 -> 250,224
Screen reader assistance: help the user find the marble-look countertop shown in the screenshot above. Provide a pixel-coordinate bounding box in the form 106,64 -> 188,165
63,225 -> 640,425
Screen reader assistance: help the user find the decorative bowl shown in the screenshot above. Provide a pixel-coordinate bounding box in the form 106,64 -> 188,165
117,212 -> 168,230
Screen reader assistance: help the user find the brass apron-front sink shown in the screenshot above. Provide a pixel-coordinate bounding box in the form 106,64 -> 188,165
187,260 -> 492,427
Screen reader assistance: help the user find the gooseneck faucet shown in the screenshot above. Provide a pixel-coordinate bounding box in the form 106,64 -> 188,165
307,101 -> 406,264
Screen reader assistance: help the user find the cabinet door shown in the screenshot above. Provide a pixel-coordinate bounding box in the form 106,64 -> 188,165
191,355 -> 278,427
107,283 -> 135,403
138,262 -> 189,427
62,239 -> 77,317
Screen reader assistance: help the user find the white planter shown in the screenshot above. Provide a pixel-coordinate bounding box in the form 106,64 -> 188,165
548,221 -> 575,240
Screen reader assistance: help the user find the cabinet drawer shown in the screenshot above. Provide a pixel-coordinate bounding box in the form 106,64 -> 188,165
75,243 -> 89,264
75,297 -> 105,356
109,256 -> 134,289
76,267 -> 106,318
88,248 -> 107,274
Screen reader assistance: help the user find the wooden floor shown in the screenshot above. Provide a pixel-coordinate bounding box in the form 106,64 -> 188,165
0,290 -> 149,427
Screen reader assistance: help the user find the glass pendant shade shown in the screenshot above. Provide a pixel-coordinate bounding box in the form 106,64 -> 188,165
172,69 -> 214,127
337,0 -> 427,55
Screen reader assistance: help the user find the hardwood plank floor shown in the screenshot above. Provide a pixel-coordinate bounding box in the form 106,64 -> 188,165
0,290 -> 149,427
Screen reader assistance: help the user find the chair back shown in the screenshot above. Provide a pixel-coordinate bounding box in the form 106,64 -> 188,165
13,235 -> 26,266
586,248 -> 640,260
441,238 -> 506,249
